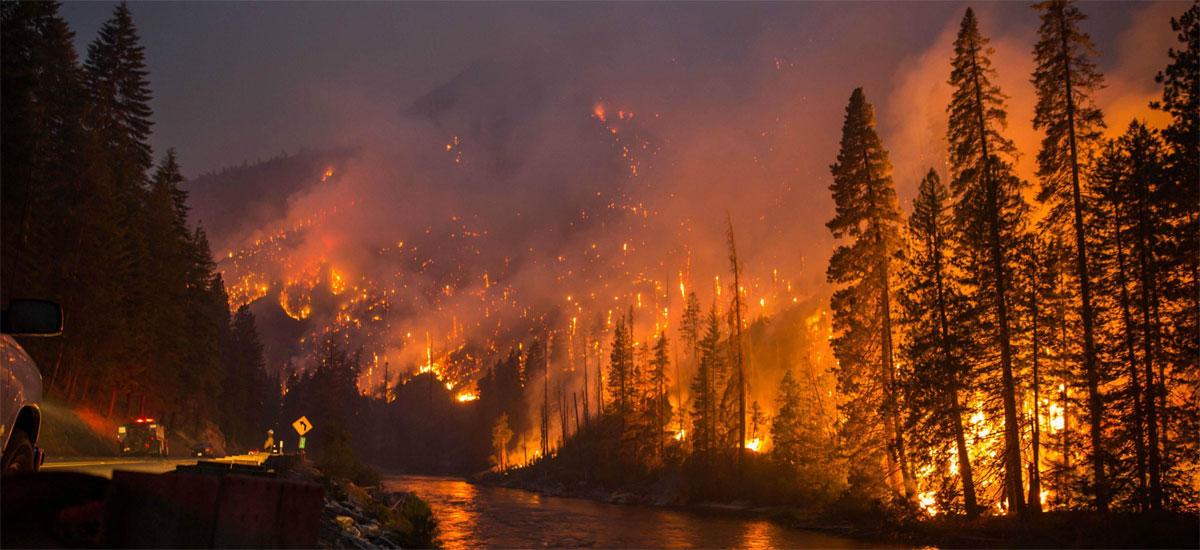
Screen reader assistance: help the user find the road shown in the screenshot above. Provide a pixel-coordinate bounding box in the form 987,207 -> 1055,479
40,454 -> 268,478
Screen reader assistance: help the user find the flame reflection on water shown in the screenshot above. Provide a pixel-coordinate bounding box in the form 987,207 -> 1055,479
383,474 -> 872,549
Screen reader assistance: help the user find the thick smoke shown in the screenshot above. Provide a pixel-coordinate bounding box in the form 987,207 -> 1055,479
202,2 -> 1173,415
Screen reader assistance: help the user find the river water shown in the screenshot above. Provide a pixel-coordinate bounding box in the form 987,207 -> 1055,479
383,475 -> 872,549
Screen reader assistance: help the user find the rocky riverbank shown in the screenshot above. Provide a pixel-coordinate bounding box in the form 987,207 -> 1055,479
283,461 -> 437,549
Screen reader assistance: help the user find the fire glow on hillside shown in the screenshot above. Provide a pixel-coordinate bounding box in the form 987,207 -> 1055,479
204,2 -> 1193,517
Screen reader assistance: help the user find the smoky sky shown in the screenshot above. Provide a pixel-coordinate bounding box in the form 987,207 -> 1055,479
59,1 -> 1179,379
61,2 -> 1170,176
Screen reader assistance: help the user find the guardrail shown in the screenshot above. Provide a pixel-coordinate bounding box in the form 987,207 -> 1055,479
2,453 -> 323,548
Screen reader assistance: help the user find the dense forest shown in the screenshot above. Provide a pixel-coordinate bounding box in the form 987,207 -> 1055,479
459,1 -> 1199,519
2,0 -> 1196,526
1,2 -> 277,450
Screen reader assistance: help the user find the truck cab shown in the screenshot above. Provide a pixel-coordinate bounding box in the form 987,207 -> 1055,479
1,299 -> 62,474
118,418 -> 169,457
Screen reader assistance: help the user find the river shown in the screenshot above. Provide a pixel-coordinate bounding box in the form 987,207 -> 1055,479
383,475 -> 874,549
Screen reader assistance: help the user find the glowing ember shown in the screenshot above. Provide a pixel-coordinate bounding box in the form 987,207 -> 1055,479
329,268 -> 346,295
918,492 -> 938,516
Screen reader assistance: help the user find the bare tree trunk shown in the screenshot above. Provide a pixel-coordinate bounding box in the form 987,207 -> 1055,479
582,348 -> 590,426
595,340 -> 604,416
573,392 -> 580,434
881,267 -> 913,499
1134,172 -> 1164,511
726,215 -> 747,467
1029,256 -> 1043,513
559,382 -> 568,447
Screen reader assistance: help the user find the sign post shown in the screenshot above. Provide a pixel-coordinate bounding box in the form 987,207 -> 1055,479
292,416 -> 313,457
292,416 -> 312,436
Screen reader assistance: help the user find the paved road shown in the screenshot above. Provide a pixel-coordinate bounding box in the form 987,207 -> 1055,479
40,457 -> 197,478
40,454 -> 267,478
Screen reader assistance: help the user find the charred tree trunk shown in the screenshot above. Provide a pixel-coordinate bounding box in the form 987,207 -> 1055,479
726,215 -> 747,466
1029,251 -> 1043,513
573,392 -> 580,435
582,349 -> 590,426
1133,161 -> 1164,511
880,263 -> 913,499
595,341 -> 604,417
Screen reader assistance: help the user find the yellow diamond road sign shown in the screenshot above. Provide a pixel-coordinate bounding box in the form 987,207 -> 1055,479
292,416 -> 313,436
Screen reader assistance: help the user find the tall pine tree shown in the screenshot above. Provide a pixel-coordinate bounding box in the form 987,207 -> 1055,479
690,305 -> 724,461
1151,2 -> 1200,511
1031,0 -> 1109,511
1094,122 -> 1169,510
898,170 -> 979,515
825,87 -> 911,498
947,8 -> 1033,514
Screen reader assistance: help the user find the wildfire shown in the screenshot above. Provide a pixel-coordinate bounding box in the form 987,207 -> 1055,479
1048,402 -> 1066,432
744,438 -> 762,453
456,391 -> 478,402
673,429 -> 687,441
279,287 -> 313,320
330,268 -> 346,295
918,492 -> 938,516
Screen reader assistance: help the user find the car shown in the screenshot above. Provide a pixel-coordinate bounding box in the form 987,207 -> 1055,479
118,418 -> 169,457
1,299 -> 63,474
191,441 -> 216,458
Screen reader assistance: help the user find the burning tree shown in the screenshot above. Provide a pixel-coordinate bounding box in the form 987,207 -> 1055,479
1031,0 -> 1109,511
897,169 -> 979,516
689,305 -> 724,462
1093,123 -> 1170,511
491,413 -> 513,472
1149,1 -> 1200,511
770,368 -> 844,502
825,87 -> 910,499
946,8 -> 1033,515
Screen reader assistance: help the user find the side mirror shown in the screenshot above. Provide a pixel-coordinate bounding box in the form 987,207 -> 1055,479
1,299 -> 63,336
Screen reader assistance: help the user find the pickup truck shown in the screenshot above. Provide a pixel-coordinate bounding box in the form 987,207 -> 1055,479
1,299 -> 63,474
